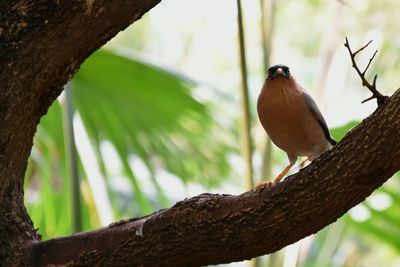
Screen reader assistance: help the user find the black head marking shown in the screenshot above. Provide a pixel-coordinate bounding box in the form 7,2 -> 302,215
267,64 -> 290,79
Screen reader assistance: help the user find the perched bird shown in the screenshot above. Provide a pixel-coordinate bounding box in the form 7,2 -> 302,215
257,64 -> 336,187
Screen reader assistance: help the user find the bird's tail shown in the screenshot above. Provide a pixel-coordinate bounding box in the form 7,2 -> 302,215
328,137 -> 337,146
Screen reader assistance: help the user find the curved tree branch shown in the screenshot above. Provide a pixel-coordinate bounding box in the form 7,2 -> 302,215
1,1 -> 400,266
28,88 -> 400,265
0,0 -> 160,265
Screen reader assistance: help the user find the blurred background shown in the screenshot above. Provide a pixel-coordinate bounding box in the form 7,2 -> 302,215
24,0 -> 400,266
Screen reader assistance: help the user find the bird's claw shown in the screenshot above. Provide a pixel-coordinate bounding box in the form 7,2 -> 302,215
255,181 -> 274,189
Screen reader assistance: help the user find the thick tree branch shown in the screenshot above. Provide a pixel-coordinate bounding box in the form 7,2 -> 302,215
344,37 -> 389,105
0,0 -> 160,265
28,89 -> 400,265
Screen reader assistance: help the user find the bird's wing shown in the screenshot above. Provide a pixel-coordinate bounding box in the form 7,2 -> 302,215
302,92 -> 337,146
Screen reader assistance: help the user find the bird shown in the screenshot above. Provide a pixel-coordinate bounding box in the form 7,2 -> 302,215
257,64 -> 336,187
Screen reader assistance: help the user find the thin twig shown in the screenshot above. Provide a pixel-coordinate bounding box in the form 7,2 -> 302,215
336,0 -> 350,6
361,95 -> 375,104
353,39 -> 373,56
362,49 -> 377,76
344,37 -> 389,106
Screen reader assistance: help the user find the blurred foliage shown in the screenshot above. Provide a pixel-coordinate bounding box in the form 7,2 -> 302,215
73,50 -> 232,188
25,102 -> 70,238
348,185 -> 400,252
25,49 -> 233,238
330,120 -> 359,141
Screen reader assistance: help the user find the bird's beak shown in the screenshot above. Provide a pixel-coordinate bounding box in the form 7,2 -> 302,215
271,67 -> 288,79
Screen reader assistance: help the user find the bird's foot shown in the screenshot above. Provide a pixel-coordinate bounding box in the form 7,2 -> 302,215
255,170 -> 289,189
255,181 -> 274,189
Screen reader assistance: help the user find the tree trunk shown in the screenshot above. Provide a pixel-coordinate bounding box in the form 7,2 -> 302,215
1,1 -> 399,266
0,1 -> 160,265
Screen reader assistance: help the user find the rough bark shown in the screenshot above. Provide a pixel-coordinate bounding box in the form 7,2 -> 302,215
1,0 -> 399,266
26,89 -> 400,266
0,1 -> 160,265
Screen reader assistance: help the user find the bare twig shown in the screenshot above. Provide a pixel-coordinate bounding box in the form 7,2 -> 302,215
336,0 -> 350,6
353,39 -> 373,56
344,37 -> 389,106
362,50 -> 377,76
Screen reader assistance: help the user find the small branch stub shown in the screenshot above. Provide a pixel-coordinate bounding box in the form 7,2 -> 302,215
344,37 -> 389,106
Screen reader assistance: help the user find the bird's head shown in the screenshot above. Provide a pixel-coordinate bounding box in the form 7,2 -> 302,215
267,65 -> 290,80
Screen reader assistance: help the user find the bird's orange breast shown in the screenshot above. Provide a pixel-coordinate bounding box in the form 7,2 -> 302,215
257,78 -> 329,158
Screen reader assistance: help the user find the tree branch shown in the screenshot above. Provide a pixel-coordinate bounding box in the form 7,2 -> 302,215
344,37 -> 389,106
28,89 -> 400,265
0,0 -> 160,265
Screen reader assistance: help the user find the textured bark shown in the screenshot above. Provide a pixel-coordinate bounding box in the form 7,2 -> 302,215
1,0 -> 400,266
0,1 -> 160,265
28,90 -> 399,266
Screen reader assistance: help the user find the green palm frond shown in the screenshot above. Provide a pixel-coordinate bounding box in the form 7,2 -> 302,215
25,49 -> 233,239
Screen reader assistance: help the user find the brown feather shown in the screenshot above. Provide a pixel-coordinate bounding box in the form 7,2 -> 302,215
257,76 -> 331,160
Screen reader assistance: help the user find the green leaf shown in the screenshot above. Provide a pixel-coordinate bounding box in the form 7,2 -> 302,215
330,120 -> 360,141
71,49 -> 231,188
25,49 -> 233,238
